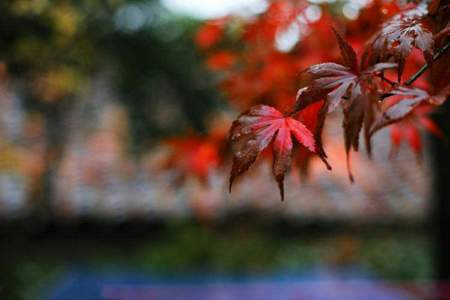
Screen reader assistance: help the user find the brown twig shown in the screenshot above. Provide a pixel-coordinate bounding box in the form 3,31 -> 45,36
378,40 -> 450,101
405,40 -> 450,86
380,75 -> 397,87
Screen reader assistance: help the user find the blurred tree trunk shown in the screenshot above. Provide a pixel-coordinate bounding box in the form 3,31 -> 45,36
433,99 -> 450,300
31,100 -> 70,222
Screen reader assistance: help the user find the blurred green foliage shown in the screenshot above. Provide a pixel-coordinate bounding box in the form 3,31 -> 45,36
0,222 -> 432,300
0,0 -> 222,152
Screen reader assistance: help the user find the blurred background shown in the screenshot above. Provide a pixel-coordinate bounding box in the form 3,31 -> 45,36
0,0 -> 447,299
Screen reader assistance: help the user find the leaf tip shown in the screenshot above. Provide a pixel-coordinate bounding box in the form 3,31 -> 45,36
320,155 -> 332,171
275,173 -> 285,201
346,151 -> 355,183
228,175 -> 235,193
277,180 -> 285,202
365,138 -> 373,159
348,172 -> 355,183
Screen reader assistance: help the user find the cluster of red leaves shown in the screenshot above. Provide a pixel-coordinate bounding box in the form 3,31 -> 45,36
183,0 -> 450,200
162,136 -> 222,181
160,115 -> 230,182
362,2 -> 434,79
289,1 -> 449,196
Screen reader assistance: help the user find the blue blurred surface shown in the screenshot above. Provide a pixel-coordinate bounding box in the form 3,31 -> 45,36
45,267 -> 419,300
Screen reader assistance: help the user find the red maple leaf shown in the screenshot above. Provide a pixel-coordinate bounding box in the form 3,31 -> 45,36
298,30 -> 397,112
434,21 -> 450,45
371,86 -> 449,134
296,28 -> 397,180
294,100 -> 330,177
229,105 -> 316,200
369,84 -> 449,157
387,104 -> 444,157
363,3 -> 433,80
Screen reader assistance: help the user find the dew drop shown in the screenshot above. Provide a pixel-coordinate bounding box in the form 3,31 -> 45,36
242,127 -> 251,134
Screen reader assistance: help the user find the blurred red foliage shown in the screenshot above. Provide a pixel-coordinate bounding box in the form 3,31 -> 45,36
166,0 -> 450,197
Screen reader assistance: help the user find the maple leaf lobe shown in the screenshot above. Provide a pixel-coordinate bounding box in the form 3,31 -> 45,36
228,105 -> 315,200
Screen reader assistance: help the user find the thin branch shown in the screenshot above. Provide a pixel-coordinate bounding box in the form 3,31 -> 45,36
378,40 -> 450,101
380,92 -> 393,100
293,40 -> 450,109
405,40 -> 450,86
380,75 -> 396,87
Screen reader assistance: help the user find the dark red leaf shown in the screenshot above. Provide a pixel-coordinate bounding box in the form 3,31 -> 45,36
305,62 -> 396,112
388,104 -> 445,157
363,62 -> 399,74
374,87 -> 430,131
293,90 -> 332,171
295,35 -> 396,180
363,96 -> 378,158
302,61 -> 395,166
364,5 -> 433,80
332,27 -> 358,72
306,63 -> 360,112
294,100 -> 331,177
229,105 -> 315,200
428,0 -> 441,15
342,93 -> 369,182
313,101 -> 332,169
371,86 -> 449,134
435,21 -> 450,45
293,86 -> 327,115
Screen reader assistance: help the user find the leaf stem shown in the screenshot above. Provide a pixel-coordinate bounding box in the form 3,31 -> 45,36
405,40 -> 450,86
380,75 -> 396,87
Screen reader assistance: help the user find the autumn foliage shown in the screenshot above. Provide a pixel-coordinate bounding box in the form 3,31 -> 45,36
187,0 -> 450,200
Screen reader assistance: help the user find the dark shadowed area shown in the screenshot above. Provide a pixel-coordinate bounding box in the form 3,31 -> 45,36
0,1 -> 448,300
